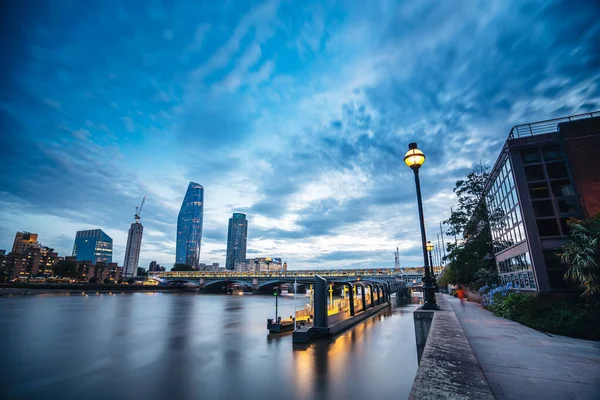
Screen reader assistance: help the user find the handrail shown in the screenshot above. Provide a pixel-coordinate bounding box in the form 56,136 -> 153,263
508,111 -> 600,139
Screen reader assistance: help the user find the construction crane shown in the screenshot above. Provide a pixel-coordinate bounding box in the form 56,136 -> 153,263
134,196 -> 147,222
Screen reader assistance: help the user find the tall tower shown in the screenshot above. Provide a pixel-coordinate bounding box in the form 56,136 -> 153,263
225,213 -> 248,270
123,197 -> 146,278
394,247 -> 400,269
176,182 -> 204,268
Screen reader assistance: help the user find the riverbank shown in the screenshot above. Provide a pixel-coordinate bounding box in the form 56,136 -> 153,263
0,283 -> 185,297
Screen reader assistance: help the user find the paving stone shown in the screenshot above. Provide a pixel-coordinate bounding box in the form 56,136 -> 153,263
446,295 -> 600,400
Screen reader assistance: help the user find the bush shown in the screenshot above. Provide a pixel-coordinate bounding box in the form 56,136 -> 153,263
88,277 -> 98,284
483,290 -> 600,341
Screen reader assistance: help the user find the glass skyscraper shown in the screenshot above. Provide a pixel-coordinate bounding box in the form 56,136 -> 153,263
226,213 -> 248,270
176,182 -> 204,268
72,229 -> 113,264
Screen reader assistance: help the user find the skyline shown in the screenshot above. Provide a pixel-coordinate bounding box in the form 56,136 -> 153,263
1,1 -> 600,269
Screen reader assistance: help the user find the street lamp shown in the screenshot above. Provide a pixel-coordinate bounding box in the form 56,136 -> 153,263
405,142 -> 438,310
426,241 -> 436,280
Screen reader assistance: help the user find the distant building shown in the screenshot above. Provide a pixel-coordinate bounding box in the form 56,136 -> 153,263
12,232 -> 39,254
247,257 -> 283,272
176,182 -> 204,268
123,222 -> 143,278
484,112 -> 600,292
225,213 -> 248,271
72,229 -> 113,264
198,262 -> 219,271
149,261 -> 161,272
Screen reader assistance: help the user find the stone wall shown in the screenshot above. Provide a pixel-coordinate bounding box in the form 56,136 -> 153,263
409,296 -> 494,399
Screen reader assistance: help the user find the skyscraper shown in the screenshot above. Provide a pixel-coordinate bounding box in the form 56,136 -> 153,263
123,223 -> 143,278
176,182 -> 204,268
122,197 -> 146,278
225,213 -> 248,271
72,229 -> 113,264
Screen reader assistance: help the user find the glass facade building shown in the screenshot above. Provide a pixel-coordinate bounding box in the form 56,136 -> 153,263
176,182 -> 204,268
484,112 -> 600,292
72,229 -> 113,264
225,213 -> 248,271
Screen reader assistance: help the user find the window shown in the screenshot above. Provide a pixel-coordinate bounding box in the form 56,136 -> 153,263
542,147 -> 563,162
525,165 -> 545,181
536,219 -> 560,237
521,149 -> 541,164
557,199 -> 578,214
528,182 -> 549,199
546,162 -> 568,179
532,200 -> 554,217
551,180 -> 575,197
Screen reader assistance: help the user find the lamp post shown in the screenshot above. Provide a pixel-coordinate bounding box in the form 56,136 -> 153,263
405,142 -> 438,310
426,241 -> 435,279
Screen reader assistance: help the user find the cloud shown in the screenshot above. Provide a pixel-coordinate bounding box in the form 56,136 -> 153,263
1,0 -> 599,270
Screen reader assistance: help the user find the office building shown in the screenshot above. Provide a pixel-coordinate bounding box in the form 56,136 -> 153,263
484,112 -> 600,292
123,222 -> 143,278
176,182 -> 204,268
72,229 -> 113,264
12,232 -> 39,254
225,213 -> 248,270
198,262 -> 219,271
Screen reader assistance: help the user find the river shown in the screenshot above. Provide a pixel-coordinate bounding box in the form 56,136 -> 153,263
0,292 -> 420,400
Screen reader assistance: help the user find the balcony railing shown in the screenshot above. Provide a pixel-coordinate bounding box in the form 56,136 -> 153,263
508,111 -> 600,139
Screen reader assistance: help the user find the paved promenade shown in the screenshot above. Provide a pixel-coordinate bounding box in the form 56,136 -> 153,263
446,295 -> 600,400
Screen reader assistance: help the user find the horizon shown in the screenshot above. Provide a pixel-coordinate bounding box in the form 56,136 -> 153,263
1,0 -> 599,270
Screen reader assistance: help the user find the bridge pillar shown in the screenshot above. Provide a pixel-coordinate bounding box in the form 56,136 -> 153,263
340,282 -> 355,316
355,282 -> 367,312
367,283 -> 374,309
252,278 -> 259,291
314,275 -> 328,329
199,278 -> 205,289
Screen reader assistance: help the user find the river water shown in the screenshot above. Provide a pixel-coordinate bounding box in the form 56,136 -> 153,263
0,292 -> 420,400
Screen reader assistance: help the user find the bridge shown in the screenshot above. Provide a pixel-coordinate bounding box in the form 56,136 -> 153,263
152,267 -> 442,291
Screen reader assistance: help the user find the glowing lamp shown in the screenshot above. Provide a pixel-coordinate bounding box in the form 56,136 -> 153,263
404,142 -> 425,169
426,241 -> 434,252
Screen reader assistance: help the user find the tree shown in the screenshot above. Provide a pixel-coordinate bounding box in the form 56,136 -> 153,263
127,278 -> 135,284
53,260 -> 78,278
89,277 -> 98,284
560,214 -> 600,297
103,278 -> 111,284
137,267 -> 148,276
171,263 -> 195,271
443,165 -> 496,286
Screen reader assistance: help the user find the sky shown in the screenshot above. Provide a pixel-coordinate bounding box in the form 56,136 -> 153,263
1,0 -> 599,270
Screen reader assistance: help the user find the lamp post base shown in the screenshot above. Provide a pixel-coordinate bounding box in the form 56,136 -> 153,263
421,275 -> 439,310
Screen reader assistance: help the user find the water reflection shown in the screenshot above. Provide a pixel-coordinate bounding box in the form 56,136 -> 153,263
0,293 -> 419,400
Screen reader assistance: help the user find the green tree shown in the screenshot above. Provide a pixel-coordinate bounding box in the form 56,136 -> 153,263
137,267 -> 148,276
89,277 -> 98,284
103,278 -> 111,284
444,165 -> 496,286
560,214 -> 600,297
171,263 -> 195,271
53,260 -> 78,278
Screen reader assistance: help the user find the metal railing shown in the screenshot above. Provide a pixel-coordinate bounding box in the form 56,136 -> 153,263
508,111 -> 600,139
154,267 -> 444,279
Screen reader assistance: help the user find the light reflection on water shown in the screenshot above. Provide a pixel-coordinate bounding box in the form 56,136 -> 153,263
0,293 -> 419,400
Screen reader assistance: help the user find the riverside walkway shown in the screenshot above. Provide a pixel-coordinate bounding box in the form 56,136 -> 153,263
446,295 -> 600,400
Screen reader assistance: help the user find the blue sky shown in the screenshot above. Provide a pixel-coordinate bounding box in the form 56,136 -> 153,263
1,0 -> 599,270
